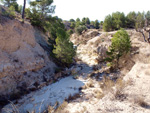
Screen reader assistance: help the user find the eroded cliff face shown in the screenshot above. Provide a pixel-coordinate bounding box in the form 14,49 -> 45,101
0,16 -> 56,96
70,29 -> 111,66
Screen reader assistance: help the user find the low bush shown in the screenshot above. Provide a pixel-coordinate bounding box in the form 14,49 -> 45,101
67,29 -> 73,35
1,6 -> 16,18
75,25 -> 87,35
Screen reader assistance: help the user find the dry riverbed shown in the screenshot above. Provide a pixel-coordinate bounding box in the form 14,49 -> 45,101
2,64 -> 94,113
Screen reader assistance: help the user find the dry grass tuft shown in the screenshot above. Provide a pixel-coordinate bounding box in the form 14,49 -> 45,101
48,101 -> 69,113
89,41 -> 94,45
80,106 -> 87,113
134,97 -> 150,109
99,76 -> 132,101
113,78 -> 128,101
94,89 -> 104,99
2,101 -> 19,113
115,78 -> 126,90
73,75 -> 79,79
54,101 -> 69,113
114,90 -> 127,101
88,72 -> 96,78
80,79 -> 95,89
145,70 -> 150,75
93,65 -> 99,71
81,85 -> 87,89
100,76 -> 115,92
47,105 -> 55,113
93,39 -> 101,48
65,93 -> 81,102
71,69 -> 78,76
86,80 -> 94,88
47,101 -> 59,113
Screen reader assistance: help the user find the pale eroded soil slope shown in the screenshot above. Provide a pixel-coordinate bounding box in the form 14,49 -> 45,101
0,15 -> 56,96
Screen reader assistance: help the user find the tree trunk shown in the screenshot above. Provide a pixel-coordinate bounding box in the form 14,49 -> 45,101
136,29 -> 147,42
141,31 -> 147,42
22,0 -> 26,22
116,55 -> 119,69
148,32 -> 150,43
8,1 -> 10,7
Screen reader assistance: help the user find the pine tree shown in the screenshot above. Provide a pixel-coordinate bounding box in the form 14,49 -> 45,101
105,29 -> 131,68
30,0 -> 55,18
103,15 -> 112,31
0,0 -> 18,11
53,28 -> 76,65
126,11 -> 137,28
94,20 -> 99,29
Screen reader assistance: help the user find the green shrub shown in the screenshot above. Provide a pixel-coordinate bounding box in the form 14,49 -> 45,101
1,5 -> 16,18
75,21 -> 82,27
67,29 -> 73,35
69,19 -> 75,22
105,29 -> 131,69
70,22 -> 75,29
25,8 -> 31,19
75,25 -> 87,35
53,28 -> 76,65
8,5 -> 15,17
17,5 -> 22,14
26,8 -> 43,27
